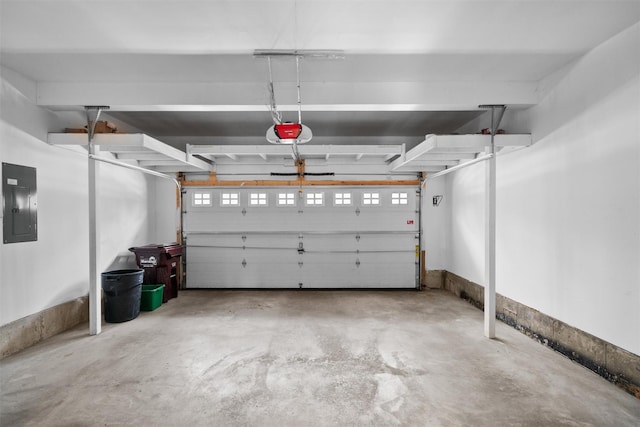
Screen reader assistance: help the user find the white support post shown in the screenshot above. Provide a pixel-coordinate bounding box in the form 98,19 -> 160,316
88,143 -> 101,335
484,110 -> 498,338
484,150 -> 496,338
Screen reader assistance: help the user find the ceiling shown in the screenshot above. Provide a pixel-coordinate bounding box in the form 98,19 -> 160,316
1,0 -> 639,151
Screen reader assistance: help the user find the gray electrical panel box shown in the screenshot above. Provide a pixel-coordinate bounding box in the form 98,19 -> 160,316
3,163 -> 37,244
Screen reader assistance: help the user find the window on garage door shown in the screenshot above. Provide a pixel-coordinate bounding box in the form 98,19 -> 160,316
249,192 -> 268,206
363,192 -> 380,205
391,192 -> 408,205
192,192 -> 212,207
277,192 -> 296,206
221,192 -> 240,206
334,192 -> 352,206
305,192 -> 324,206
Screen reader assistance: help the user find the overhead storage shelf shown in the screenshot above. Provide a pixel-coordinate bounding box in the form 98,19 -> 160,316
390,134 -> 532,173
188,144 -> 403,164
47,133 -> 213,173
47,133 -> 531,176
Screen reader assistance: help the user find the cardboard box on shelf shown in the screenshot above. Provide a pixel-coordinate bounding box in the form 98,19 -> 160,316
64,121 -> 118,134
93,121 -> 118,133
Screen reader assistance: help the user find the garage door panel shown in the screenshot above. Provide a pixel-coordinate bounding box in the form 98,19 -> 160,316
187,246 -> 298,263
187,261 -> 301,288
303,233 -> 417,253
184,186 -> 419,289
298,210 -> 416,232
296,208 -> 360,230
301,259 -> 415,288
187,233 -> 299,250
302,233 -> 358,252
353,210 -> 417,231
186,247 -> 244,264
302,252 -> 415,270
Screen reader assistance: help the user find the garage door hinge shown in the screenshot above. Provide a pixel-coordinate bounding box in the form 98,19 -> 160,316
298,261 -> 303,268
242,208 -> 247,216
355,207 -> 360,216
241,258 -> 247,268
355,258 -> 360,267
355,234 -> 360,242
298,242 -> 305,254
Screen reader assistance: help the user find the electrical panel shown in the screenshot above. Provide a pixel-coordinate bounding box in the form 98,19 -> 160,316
3,163 -> 37,244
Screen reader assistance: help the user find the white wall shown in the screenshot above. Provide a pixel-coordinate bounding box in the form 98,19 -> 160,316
442,23 -> 640,355
151,178 -> 181,245
422,177 -> 449,270
0,67 -> 174,326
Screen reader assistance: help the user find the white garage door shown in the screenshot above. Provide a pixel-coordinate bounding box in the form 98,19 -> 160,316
183,186 -> 420,289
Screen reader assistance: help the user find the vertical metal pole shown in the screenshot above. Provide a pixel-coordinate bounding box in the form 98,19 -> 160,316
88,142 -> 101,335
484,108 -> 497,338
416,186 -> 422,290
84,106 -> 108,335
296,55 -> 302,125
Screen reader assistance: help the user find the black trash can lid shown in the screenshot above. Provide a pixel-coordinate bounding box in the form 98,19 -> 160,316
101,269 -> 143,277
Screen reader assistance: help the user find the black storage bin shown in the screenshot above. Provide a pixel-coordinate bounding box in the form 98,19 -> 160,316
101,269 -> 144,323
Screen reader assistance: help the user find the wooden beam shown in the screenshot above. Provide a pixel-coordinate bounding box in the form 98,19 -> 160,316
180,172 -> 420,187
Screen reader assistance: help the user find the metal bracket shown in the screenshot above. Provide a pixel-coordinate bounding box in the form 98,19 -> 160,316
298,242 -> 305,254
355,258 -> 361,268
241,258 -> 247,268
85,106 -> 110,143
478,104 -> 507,138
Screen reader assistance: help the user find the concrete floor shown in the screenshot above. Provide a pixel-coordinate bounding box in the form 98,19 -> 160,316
1,289 -> 638,426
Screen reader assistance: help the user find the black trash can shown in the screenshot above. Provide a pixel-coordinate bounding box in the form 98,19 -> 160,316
101,269 -> 144,323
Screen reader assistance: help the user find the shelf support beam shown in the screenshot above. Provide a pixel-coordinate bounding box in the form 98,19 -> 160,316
84,106 -> 109,142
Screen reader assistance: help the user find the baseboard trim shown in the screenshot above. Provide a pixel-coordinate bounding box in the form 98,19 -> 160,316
443,271 -> 640,399
0,296 -> 88,360
423,269 -> 445,289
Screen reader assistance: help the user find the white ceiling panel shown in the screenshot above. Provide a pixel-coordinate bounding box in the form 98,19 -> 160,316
2,1 -> 639,54
2,0 -> 638,156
